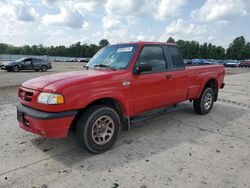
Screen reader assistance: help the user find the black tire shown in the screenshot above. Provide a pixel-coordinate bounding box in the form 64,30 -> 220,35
193,87 -> 214,115
76,105 -> 120,153
41,65 -> 47,72
35,70 -> 39,72
12,65 -> 20,72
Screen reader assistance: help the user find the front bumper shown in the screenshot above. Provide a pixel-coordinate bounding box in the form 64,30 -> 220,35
1,65 -> 12,70
1,65 -> 6,70
17,103 -> 78,138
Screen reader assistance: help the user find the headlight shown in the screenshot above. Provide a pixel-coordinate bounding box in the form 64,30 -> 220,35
37,92 -> 64,104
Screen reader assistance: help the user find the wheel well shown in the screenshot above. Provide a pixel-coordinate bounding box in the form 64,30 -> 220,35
204,79 -> 218,101
69,98 -> 125,131
13,65 -> 20,68
12,65 -> 21,71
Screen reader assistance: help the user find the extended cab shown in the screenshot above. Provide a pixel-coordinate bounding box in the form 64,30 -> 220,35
17,42 -> 225,153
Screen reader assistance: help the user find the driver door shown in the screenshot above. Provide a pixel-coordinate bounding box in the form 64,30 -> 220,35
21,58 -> 33,70
131,45 -> 169,115
32,58 -> 41,70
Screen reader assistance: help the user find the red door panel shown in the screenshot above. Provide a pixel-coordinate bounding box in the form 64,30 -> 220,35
131,72 -> 169,115
164,70 -> 188,105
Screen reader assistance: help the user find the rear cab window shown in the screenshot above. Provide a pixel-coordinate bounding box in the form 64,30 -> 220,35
167,45 -> 185,70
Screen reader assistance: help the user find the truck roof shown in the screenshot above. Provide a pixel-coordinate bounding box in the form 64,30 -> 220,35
114,41 -> 177,46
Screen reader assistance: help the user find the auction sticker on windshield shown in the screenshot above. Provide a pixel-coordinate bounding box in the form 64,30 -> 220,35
117,47 -> 133,53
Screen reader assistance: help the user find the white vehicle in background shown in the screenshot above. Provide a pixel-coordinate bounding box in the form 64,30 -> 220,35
79,57 -> 91,62
225,60 -> 240,68
204,59 -> 216,65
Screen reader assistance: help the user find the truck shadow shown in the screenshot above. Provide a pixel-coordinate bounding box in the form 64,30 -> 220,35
31,102 -> 247,172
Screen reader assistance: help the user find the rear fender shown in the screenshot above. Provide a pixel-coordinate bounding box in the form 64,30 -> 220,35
197,77 -> 219,99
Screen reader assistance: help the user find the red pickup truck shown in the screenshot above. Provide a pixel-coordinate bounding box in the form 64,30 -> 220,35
17,42 -> 225,153
239,60 -> 250,67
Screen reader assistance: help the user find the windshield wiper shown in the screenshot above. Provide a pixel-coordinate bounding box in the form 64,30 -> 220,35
94,64 -> 116,70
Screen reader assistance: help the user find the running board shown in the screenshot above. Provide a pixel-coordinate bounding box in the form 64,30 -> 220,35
130,103 -> 186,125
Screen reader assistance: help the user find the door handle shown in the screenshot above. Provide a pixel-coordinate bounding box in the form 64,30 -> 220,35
166,74 -> 172,79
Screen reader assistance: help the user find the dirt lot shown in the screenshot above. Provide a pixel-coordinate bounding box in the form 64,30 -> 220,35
0,64 -> 249,188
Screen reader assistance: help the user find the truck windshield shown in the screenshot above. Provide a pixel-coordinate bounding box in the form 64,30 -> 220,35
87,44 -> 138,70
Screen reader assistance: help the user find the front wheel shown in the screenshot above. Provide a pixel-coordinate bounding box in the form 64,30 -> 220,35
193,87 -> 214,115
76,105 -> 120,153
41,65 -> 47,72
12,65 -> 20,72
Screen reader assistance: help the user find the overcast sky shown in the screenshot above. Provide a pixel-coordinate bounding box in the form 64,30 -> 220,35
0,0 -> 250,47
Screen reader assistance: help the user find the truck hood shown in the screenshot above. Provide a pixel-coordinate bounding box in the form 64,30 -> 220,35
21,70 -> 116,91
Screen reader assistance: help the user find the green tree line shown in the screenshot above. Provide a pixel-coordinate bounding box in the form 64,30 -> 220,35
167,36 -> 250,60
0,37 -> 249,60
0,39 -> 110,58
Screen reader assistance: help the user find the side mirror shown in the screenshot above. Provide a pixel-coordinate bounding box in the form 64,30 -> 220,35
136,62 -> 152,74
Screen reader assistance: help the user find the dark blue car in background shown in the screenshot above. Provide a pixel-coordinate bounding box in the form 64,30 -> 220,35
0,57 -> 52,72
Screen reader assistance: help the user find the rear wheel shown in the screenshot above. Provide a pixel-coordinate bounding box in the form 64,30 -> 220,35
193,87 -> 214,115
76,105 -> 120,153
12,65 -> 20,72
41,65 -> 47,72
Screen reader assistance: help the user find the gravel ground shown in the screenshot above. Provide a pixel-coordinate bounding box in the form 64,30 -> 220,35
0,65 -> 249,188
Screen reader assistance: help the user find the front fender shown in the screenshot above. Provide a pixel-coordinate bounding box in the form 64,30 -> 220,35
64,85 -> 132,116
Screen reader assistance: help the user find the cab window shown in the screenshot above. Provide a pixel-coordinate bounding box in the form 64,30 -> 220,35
22,58 -> 32,65
136,45 -> 167,73
167,46 -> 185,70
